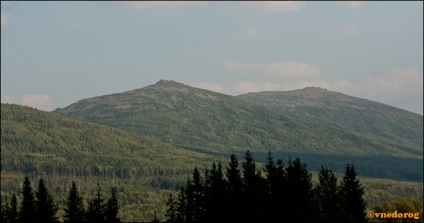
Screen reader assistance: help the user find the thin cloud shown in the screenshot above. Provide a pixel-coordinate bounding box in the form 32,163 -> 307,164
360,69 -> 423,98
1,11 -> 10,27
20,94 -> 55,111
1,95 -> 17,104
194,68 -> 423,114
193,83 -> 226,94
246,1 -> 306,13
322,69 -> 423,114
222,60 -> 320,79
233,81 -> 280,94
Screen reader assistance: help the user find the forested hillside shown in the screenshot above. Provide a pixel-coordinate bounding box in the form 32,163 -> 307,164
1,104 -> 214,179
54,80 -> 423,181
238,86 -> 422,154
1,103 -> 222,221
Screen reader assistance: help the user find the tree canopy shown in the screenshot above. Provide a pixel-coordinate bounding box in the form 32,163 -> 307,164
166,151 -> 367,223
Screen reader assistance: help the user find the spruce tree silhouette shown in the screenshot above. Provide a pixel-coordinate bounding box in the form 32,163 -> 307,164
63,182 -> 86,223
339,164 -> 367,223
18,176 -> 35,223
86,183 -> 106,223
105,187 -> 121,223
34,178 -> 59,223
225,154 -> 243,222
316,166 -> 342,223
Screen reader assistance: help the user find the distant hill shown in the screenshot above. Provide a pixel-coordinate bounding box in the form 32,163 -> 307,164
1,103 -> 212,180
1,103 -> 223,221
238,87 -> 423,158
54,80 -> 423,181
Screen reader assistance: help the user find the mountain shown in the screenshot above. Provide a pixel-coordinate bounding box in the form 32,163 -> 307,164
54,80 -> 423,181
238,87 -> 423,158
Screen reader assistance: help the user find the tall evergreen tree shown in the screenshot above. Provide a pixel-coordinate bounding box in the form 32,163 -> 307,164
286,158 -> 319,223
339,164 -> 367,223
203,162 -> 226,223
241,150 -> 264,223
263,151 -> 285,221
2,193 -> 19,223
34,178 -> 59,223
18,176 -> 35,223
225,154 -> 243,222
316,166 -> 341,223
8,193 -> 19,223
175,187 -> 187,223
86,183 -> 105,223
63,182 -> 86,223
165,194 -> 177,223
165,152 -> 367,223
185,167 -> 205,223
105,187 -> 121,223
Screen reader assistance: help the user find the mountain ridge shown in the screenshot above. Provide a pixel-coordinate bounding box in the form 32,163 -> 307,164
53,80 -> 423,181
238,86 -> 421,115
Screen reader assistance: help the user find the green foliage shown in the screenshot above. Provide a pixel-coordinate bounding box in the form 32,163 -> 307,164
339,165 -> 367,223
63,182 -> 85,223
4,193 -> 18,223
35,178 -> 59,223
316,166 -> 342,223
1,103 -> 216,221
371,198 -> 423,222
2,177 -> 122,223
86,183 -> 106,223
18,176 -> 35,223
105,187 -> 121,223
167,151 -> 370,223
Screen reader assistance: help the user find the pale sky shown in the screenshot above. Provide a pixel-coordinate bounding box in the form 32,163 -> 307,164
1,1 -> 423,115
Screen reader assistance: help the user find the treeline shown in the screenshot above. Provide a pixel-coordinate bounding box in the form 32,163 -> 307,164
0,177 -> 121,223
165,151 -> 367,223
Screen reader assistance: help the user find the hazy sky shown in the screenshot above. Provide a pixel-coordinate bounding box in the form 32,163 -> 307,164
1,1 -> 423,115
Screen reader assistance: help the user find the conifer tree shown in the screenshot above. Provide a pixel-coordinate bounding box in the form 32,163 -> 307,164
165,152 -> 367,223
339,164 -> 367,223
263,151 -> 284,221
241,150 -> 264,223
165,194 -> 177,223
204,162 -> 226,222
175,187 -> 187,223
185,167 -> 205,222
86,183 -> 105,223
34,178 -> 59,223
316,166 -> 341,223
18,176 -> 35,223
105,187 -> 121,223
8,193 -> 18,223
286,158 -> 319,222
63,182 -> 86,223
225,154 -> 243,222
